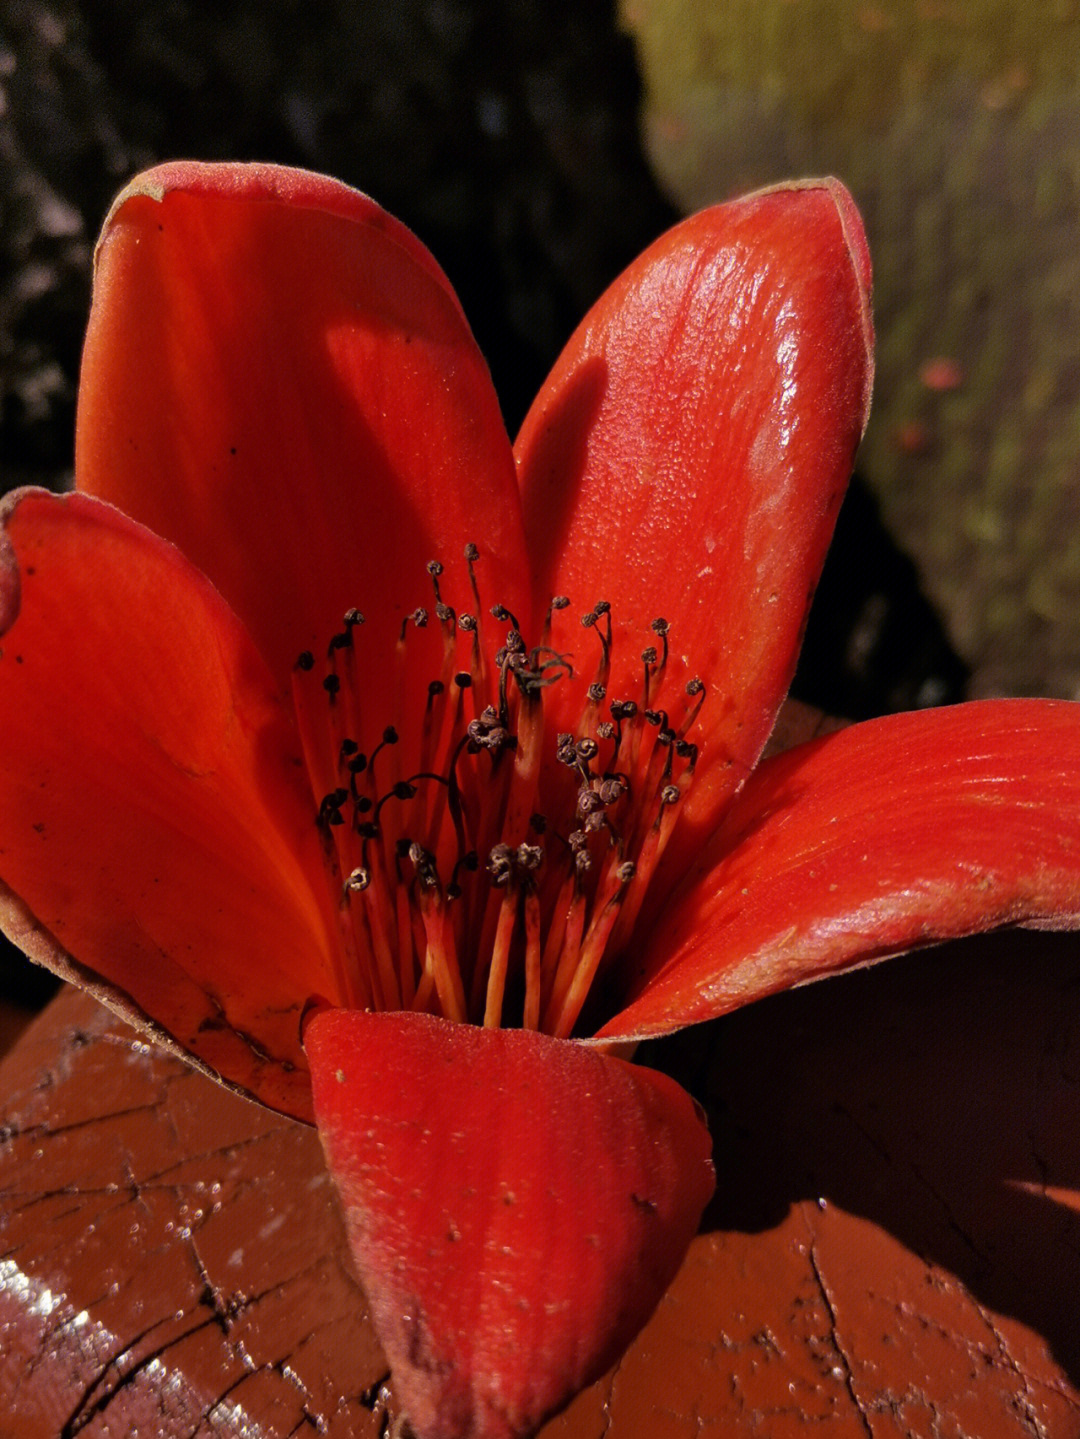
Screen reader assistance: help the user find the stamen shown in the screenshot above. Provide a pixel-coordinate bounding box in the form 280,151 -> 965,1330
410,842 -> 467,1023
295,560 -> 706,1036
547,860 -> 635,1039
521,875 -> 542,1031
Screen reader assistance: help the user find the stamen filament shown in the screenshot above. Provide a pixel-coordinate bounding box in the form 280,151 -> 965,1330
483,879 -> 518,1027
549,864 -> 634,1039
416,880 -> 467,1023
522,880 -> 542,1030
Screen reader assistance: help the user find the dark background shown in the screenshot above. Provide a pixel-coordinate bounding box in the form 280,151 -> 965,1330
0,0 -> 966,1019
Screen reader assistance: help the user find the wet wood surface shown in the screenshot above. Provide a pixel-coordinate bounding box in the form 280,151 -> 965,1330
3,928 -> 1080,1437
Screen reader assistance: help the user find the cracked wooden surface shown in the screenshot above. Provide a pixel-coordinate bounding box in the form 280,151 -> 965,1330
3,928 -> 1080,1437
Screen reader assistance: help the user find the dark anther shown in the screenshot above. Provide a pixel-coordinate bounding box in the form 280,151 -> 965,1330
464,542 -> 480,562
391,781 -> 417,801
348,752 -> 368,774
491,603 -> 520,630
340,738 -> 359,758
641,646 -> 658,666
556,733 -> 578,766
436,602 -> 454,623
675,739 -> 696,760
409,842 -> 441,889
357,820 -> 379,840
596,721 -> 615,740
661,784 -> 681,805
610,699 -> 638,721
328,631 -> 352,653
412,607 -> 429,629
577,787 -> 603,817
530,813 -> 547,834
594,600 -> 611,615
296,651 -> 315,671
344,867 -> 370,893
427,560 -> 444,577
569,829 -> 588,851
645,709 -> 663,727
588,682 -> 606,703
581,610 -> 598,628
487,843 -> 514,886
383,726 -> 399,745
618,861 -> 637,883
323,673 -> 341,696
505,629 -> 525,655
598,778 -> 625,805
551,595 -> 570,610
686,677 -> 705,696
356,796 -> 373,814
576,738 -> 599,762
575,849 -> 593,874
319,788 -> 348,820
344,607 -> 364,627
458,613 -> 477,632
657,728 -> 675,747
516,843 -> 544,871
454,671 -> 473,689
651,617 -> 669,636
428,680 -> 445,698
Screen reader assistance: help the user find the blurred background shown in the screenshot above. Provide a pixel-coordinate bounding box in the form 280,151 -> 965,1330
2,0 -> 1078,1030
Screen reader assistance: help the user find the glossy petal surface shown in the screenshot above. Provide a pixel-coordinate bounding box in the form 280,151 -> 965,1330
77,162 -> 532,742
307,1008 -> 715,1439
516,180 -> 873,866
602,700 -> 1080,1040
0,489 -> 338,1119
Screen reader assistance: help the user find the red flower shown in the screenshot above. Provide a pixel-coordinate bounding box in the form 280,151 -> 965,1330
2,163 -> 1079,1439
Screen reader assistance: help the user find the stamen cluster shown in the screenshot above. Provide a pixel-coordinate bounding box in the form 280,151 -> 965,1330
292,547 -> 704,1037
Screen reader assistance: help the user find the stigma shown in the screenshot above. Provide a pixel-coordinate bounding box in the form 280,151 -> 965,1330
292,547 -> 704,1038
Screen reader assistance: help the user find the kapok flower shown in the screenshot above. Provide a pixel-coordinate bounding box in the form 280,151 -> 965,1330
3,163 -> 1080,1439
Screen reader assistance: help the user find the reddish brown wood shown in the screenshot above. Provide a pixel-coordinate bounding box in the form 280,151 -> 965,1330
3,927 -> 1080,1437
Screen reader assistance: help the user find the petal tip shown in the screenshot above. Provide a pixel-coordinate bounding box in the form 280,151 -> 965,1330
741,176 -> 875,435
819,177 -> 876,435
92,160 -> 466,321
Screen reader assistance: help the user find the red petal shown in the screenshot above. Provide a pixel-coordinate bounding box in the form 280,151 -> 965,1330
306,1008 -> 714,1439
600,700 -> 1080,1041
0,489 -> 341,1120
515,180 -> 873,866
77,162 -> 532,736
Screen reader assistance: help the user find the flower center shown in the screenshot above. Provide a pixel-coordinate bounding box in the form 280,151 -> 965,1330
292,546 -> 704,1038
